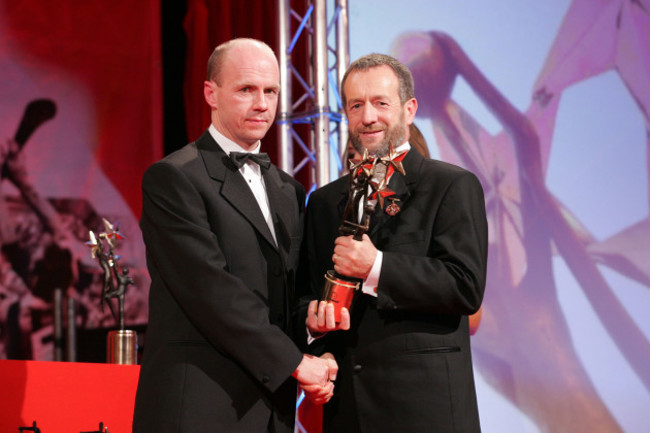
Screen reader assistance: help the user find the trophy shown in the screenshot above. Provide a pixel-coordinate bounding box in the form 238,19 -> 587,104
321,144 -> 405,322
87,218 -> 137,364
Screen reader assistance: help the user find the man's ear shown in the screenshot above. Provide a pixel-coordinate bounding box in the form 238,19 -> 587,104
405,97 -> 418,125
204,80 -> 217,109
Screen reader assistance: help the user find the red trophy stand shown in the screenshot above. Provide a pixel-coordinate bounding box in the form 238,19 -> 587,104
322,270 -> 361,323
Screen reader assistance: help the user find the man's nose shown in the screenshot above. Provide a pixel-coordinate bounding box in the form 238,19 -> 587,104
253,91 -> 269,110
361,105 -> 377,125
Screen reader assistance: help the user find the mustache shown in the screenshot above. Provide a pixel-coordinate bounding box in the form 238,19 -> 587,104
357,127 -> 384,133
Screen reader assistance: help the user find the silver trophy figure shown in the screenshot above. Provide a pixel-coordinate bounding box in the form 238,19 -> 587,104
87,218 -> 137,364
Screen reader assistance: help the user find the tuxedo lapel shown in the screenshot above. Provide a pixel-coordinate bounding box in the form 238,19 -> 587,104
337,186 -> 349,220
263,167 -> 297,258
197,131 -> 278,249
222,170 -> 278,248
369,150 -> 418,237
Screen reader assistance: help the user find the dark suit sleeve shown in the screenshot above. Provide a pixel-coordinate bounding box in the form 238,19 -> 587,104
293,183 -> 343,354
377,170 -> 488,315
141,161 -> 302,392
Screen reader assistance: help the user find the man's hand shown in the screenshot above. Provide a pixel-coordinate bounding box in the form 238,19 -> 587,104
292,353 -> 337,404
332,234 -> 377,279
292,353 -> 334,384
306,300 -> 351,335
297,353 -> 338,405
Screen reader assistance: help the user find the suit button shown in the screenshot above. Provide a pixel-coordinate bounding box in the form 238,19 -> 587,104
262,375 -> 270,384
352,364 -> 362,373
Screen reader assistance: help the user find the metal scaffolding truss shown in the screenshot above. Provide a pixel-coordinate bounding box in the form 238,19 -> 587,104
277,0 -> 350,191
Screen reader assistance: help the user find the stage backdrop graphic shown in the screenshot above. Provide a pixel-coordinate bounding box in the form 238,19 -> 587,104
346,0 -> 650,432
0,1 -> 161,361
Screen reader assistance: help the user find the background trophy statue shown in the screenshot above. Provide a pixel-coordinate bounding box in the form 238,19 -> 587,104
87,218 -> 137,364
321,144 -> 405,322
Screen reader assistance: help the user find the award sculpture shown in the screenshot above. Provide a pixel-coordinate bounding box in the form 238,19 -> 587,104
321,144 -> 405,322
87,218 -> 137,364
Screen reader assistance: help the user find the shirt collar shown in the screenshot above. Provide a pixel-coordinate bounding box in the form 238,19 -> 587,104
394,141 -> 411,156
208,124 -> 261,155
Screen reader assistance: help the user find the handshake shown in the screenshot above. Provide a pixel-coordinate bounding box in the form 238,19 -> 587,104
292,352 -> 338,405
291,300 -> 353,405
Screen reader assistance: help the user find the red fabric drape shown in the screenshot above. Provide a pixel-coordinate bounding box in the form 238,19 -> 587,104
1,1 -> 162,218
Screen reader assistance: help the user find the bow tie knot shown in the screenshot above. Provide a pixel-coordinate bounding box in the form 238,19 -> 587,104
230,151 -> 271,169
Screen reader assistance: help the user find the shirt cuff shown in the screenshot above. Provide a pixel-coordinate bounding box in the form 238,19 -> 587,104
361,250 -> 382,297
306,327 -> 321,345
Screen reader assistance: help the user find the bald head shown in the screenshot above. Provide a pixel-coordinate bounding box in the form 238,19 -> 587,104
207,38 -> 278,85
203,38 -> 280,149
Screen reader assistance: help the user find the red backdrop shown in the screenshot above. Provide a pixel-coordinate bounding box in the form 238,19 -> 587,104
0,1 -> 159,356
1,0 -> 162,217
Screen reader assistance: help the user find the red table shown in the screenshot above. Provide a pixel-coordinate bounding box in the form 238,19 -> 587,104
0,360 -> 139,433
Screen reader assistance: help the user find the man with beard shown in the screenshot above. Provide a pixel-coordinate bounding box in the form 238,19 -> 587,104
297,54 -> 488,432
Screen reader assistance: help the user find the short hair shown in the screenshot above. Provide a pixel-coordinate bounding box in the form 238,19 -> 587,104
206,38 -> 276,84
340,53 -> 415,107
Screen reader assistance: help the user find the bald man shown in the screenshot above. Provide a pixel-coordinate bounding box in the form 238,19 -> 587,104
133,38 -> 335,433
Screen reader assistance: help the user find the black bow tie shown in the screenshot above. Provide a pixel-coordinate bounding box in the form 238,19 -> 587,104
229,151 -> 271,169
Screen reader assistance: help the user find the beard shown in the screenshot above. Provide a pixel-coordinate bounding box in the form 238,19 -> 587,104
350,111 -> 407,158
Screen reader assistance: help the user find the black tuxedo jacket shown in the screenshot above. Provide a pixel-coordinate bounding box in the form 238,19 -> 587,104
133,130 -> 305,433
299,149 -> 488,433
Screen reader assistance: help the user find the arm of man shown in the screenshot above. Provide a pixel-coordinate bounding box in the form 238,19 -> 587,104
142,160 -> 333,393
334,170 -> 488,315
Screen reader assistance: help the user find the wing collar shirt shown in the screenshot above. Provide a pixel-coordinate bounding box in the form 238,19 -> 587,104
208,124 -> 277,245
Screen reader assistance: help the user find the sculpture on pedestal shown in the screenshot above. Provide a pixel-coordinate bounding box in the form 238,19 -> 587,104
87,218 -> 137,364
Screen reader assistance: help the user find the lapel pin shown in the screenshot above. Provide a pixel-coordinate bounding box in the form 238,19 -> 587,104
385,198 -> 401,216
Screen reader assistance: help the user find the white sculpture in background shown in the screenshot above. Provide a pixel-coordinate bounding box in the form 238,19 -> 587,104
392,0 -> 649,431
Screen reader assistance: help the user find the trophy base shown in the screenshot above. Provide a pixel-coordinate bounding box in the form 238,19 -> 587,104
107,329 -> 137,364
322,270 -> 361,323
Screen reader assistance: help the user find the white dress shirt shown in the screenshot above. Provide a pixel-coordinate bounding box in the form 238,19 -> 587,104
208,124 -> 277,245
